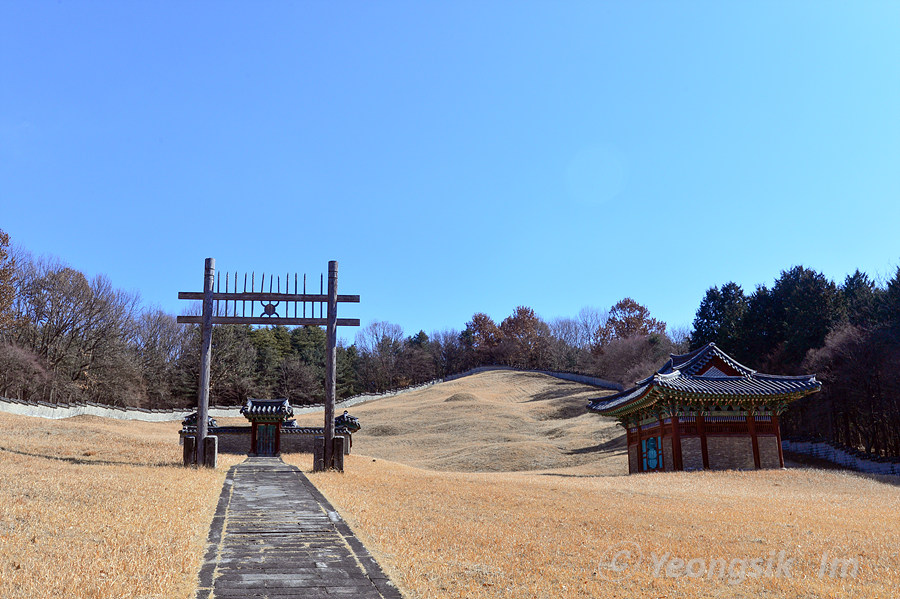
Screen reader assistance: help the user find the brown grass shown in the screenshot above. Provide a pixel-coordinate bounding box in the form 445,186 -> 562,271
281,371 -> 626,474
283,371 -> 900,598
3,371 -> 898,599
0,412 -> 242,599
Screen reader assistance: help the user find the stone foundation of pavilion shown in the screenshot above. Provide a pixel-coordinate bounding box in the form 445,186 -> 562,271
625,407 -> 785,473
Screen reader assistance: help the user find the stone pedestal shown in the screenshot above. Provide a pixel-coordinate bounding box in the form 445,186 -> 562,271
183,435 -> 196,466
313,435 -> 345,472
332,436 -> 345,472
313,436 -> 325,472
203,435 -> 218,469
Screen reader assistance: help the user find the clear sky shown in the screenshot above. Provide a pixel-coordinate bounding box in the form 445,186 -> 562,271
2,1 -> 899,342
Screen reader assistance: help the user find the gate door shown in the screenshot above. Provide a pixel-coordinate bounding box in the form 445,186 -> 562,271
257,424 -> 277,456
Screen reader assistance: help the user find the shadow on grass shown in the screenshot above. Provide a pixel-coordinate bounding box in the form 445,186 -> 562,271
566,435 -> 626,455
0,445 -> 181,468
525,381 -> 615,407
537,471 -> 625,478
523,380 -> 590,403
858,473 -> 900,487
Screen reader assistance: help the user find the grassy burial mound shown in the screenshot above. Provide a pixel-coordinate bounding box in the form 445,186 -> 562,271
286,370 -> 900,599
289,370 -> 625,474
0,412 -> 243,599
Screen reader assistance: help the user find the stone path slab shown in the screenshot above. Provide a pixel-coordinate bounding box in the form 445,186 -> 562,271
196,457 -> 401,599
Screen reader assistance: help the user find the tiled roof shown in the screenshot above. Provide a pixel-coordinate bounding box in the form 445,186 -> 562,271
240,398 -> 294,419
655,343 -> 756,377
587,343 -> 821,417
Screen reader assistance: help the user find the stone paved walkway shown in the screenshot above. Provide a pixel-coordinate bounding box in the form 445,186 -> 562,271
196,457 -> 402,598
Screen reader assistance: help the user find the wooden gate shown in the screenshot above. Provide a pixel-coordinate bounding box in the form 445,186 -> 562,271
178,259 -> 359,469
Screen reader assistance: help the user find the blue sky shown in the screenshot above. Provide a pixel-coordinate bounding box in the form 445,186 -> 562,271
2,1 -> 899,342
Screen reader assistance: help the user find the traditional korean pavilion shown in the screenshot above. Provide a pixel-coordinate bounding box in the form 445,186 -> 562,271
587,343 -> 821,473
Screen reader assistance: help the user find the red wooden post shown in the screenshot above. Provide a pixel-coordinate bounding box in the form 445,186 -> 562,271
625,425 -> 633,474
635,415 -> 644,473
672,413 -> 684,471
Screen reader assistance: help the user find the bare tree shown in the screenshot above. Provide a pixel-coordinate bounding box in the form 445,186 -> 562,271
0,229 -> 15,335
355,321 -> 404,391
576,306 -> 608,349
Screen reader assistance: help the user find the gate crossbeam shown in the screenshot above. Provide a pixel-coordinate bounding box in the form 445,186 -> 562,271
177,316 -> 359,326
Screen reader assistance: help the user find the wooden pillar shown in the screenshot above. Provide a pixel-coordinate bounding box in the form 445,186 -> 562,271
773,411 -> 785,468
324,261 -> 338,469
250,422 -> 257,456
624,425 -> 633,474
196,258 -> 215,467
635,416 -> 644,473
672,413 -> 684,471
747,409 -> 761,469
697,410 -> 710,470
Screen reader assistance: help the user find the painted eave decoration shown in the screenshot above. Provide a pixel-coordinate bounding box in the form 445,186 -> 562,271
587,343 -> 822,419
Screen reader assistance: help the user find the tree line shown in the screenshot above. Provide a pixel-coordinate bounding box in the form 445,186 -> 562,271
691,266 -> 900,458
0,229 -> 897,456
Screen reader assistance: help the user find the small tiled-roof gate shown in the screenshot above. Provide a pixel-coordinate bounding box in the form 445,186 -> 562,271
587,343 -> 821,473
178,259 -> 359,470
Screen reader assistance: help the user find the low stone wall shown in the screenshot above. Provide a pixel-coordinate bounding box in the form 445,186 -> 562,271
680,437 -> 704,471
706,436 -> 755,470
758,436 -> 781,469
0,387 -> 422,422
182,427 -> 351,455
0,397 -> 246,421
1,365 -> 621,422
782,439 -> 900,475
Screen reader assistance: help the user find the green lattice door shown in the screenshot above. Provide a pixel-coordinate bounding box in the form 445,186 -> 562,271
642,436 -> 663,471
257,424 -> 277,456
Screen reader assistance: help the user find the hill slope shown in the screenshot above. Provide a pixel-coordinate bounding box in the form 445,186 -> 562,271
291,370 -> 624,474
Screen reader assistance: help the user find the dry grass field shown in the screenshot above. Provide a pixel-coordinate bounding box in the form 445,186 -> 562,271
2,370 -> 898,599
278,371 -> 627,475
283,371 -> 900,599
0,412 -> 243,599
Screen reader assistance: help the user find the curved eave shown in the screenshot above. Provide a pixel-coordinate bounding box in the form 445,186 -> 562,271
587,385 -> 658,418
589,380 -> 821,419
